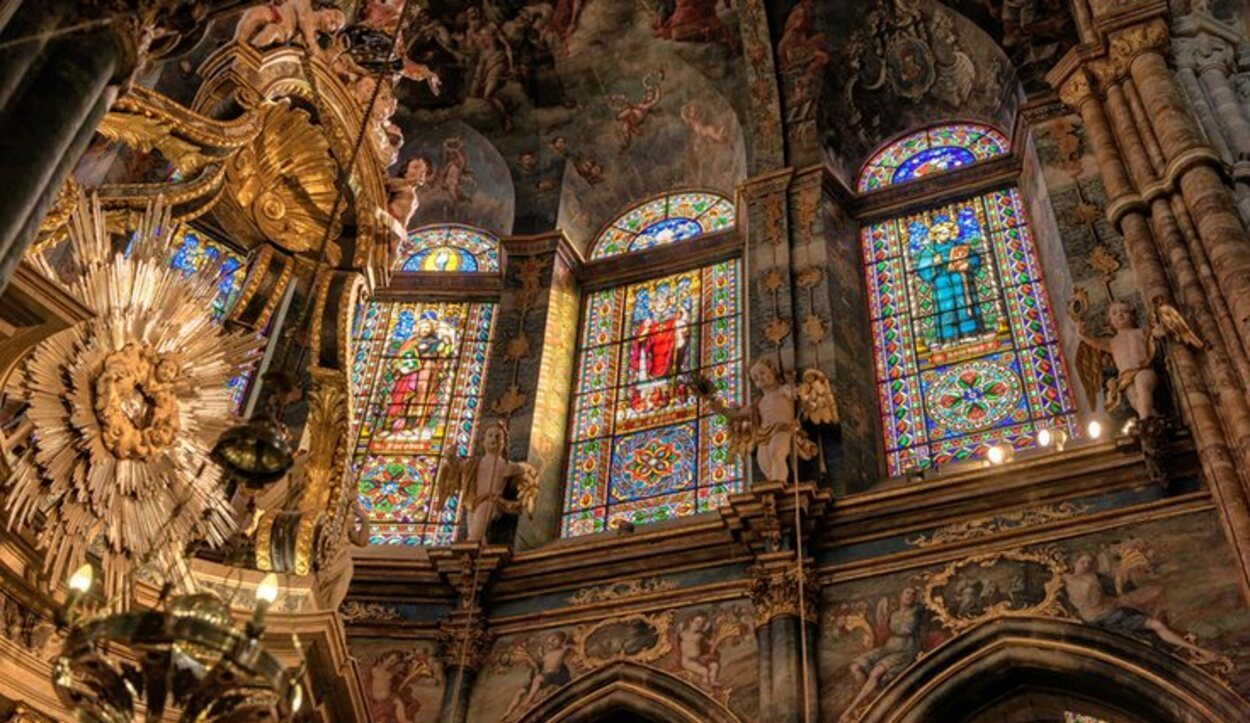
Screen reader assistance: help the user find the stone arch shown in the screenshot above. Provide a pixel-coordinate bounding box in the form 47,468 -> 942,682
857,617 -> 1250,723
514,661 -> 742,723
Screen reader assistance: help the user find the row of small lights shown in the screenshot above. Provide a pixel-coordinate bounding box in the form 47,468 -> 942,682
983,417 -> 1126,467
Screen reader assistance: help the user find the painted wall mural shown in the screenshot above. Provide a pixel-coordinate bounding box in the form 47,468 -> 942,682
819,510 -> 1250,722
467,600 -> 758,721
773,0 -> 1017,179
351,639 -> 445,723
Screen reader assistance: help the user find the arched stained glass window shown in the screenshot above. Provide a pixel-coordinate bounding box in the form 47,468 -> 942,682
857,123 -> 1010,193
861,187 -> 1076,475
167,228 -> 249,409
395,224 -> 501,272
590,191 -> 735,260
352,223 -> 499,546
564,215 -> 743,537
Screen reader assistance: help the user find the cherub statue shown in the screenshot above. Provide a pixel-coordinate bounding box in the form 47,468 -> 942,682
698,358 -> 837,483
1074,299 -> 1201,419
386,155 -> 432,241
433,421 -> 538,544
234,0 -> 346,56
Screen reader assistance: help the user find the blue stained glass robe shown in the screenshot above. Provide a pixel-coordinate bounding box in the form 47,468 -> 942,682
915,233 -> 982,343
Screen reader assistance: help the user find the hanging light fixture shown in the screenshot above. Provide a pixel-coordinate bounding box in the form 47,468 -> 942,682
53,567 -> 304,722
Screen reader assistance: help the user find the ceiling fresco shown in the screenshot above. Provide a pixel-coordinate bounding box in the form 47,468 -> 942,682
390,0 -> 750,246
132,0 -> 1087,239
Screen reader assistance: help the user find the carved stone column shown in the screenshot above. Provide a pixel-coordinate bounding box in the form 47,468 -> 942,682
0,0 -> 218,294
1052,53 -> 1250,599
430,545 -> 509,723
492,233 -> 579,549
1111,18 -> 1250,358
741,171 -> 798,371
1173,11 -> 1250,223
721,481 -> 830,723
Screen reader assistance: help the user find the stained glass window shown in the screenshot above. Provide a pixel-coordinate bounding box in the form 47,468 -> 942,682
350,300 -> 496,545
166,228 -> 250,409
862,188 -> 1076,475
857,124 -> 1010,193
168,228 -> 246,320
589,192 -> 736,260
395,224 -> 501,272
562,259 -> 744,537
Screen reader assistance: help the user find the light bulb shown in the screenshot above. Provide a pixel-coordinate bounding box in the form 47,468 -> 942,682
1087,420 -> 1104,439
68,564 -> 94,594
1037,428 -> 1052,447
256,573 -> 280,605
987,444 -> 1007,465
291,684 -> 303,714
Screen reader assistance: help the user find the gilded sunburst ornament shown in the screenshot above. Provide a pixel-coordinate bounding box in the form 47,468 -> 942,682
7,198 -> 260,604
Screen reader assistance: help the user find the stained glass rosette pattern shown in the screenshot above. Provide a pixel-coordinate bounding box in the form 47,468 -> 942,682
863,189 -> 1076,475
166,228 -> 250,408
589,192 -> 735,260
857,124 -> 1010,192
563,259 -> 744,537
395,224 -> 501,272
349,300 -> 496,545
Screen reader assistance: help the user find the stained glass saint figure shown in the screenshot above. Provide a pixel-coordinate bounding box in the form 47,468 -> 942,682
911,208 -> 984,345
384,309 -> 457,440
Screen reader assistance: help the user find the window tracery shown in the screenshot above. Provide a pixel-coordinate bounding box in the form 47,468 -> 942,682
857,123 -> 1010,193
394,224 -> 501,272
589,191 -> 736,261
859,126 -> 1075,475
564,193 -> 743,537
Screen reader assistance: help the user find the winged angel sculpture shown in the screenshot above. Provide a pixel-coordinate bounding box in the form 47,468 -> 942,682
697,358 -> 838,483
1070,294 -> 1202,420
433,420 -> 538,544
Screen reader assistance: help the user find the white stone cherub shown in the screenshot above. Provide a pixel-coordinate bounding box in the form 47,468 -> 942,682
234,0 -> 346,56
433,421 -> 538,544
700,358 -> 837,483
1074,299 -> 1202,419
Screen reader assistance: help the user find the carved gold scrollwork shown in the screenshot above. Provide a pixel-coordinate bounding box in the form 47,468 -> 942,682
216,101 -> 340,254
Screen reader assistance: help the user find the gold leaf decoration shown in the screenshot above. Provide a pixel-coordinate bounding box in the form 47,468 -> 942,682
760,269 -> 785,293
218,100 -> 339,253
8,196 -> 260,605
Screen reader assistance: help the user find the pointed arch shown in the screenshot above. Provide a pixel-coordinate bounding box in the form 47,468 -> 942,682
514,661 -> 742,723
857,617 -> 1250,723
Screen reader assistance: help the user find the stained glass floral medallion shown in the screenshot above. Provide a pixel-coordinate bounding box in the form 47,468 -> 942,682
562,259 -> 743,536
589,192 -> 735,260
395,224 -> 501,272
857,123 -> 1010,192
862,188 -> 1075,475
350,299 -> 496,545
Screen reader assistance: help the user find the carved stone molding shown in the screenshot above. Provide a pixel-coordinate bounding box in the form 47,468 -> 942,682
720,481 -> 833,556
